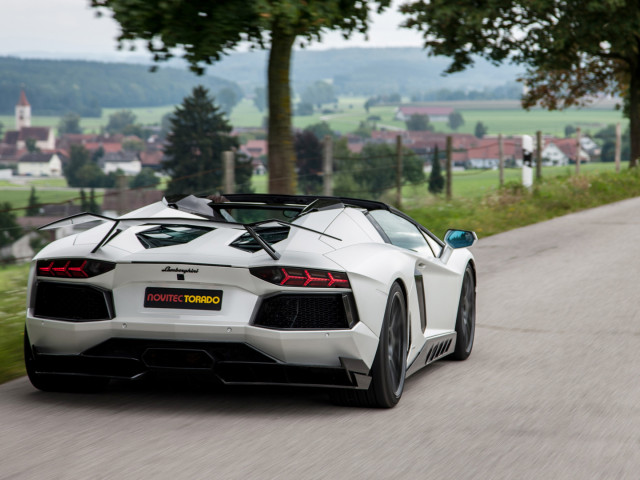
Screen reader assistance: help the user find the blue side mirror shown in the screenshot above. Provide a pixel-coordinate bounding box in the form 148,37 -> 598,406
444,229 -> 477,249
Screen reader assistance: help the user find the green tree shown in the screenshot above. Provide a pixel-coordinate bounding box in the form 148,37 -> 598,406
294,130 -> 323,195
91,0 -> 390,194
346,143 -> 425,199
448,111 -> 464,131
25,138 -> 40,153
0,203 -> 21,249
565,125 -> 577,138
0,121 -> 4,139
253,87 -> 267,113
163,86 -> 238,196
122,138 -> 145,152
106,110 -> 137,134
428,146 -> 444,195
405,114 -> 431,131
305,122 -> 335,141
64,144 -> 110,188
301,81 -> 335,108
401,0 -> 640,167
474,122 -> 488,139
89,188 -> 101,214
80,189 -> 89,211
57,112 -> 82,135
296,102 -> 314,116
26,187 -> 40,216
130,168 -> 160,189
217,87 -> 239,115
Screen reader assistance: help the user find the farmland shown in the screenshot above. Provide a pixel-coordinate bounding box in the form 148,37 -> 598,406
0,96 -> 627,138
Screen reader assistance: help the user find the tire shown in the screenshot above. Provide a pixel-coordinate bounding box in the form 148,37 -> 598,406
24,327 -> 109,393
451,264 -> 476,361
332,282 -> 407,408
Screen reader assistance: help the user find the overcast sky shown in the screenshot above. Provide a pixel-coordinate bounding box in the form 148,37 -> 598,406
0,0 -> 424,60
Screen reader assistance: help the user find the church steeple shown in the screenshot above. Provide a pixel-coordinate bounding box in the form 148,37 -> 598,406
16,89 -> 31,130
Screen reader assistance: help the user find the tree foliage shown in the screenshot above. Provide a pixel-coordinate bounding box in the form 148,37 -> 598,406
448,111 -> 464,131
163,86 -> 241,196
216,88 -> 239,115
57,112 -> 82,135
294,130 -> 323,195
253,87 -> 267,113
91,0 -> 390,194
26,187 -> 40,216
296,102 -> 314,116
401,0 -> 640,166
405,114 -> 432,131
474,122 -> 488,139
337,143 -> 425,200
106,110 -> 137,134
0,57 -> 240,117
130,168 -> 160,189
25,138 -> 39,153
0,203 -> 21,250
301,81 -> 336,108
64,144 -> 116,188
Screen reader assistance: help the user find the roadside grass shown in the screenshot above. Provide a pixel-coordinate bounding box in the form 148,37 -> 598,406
405,166 -> 640,239
0,263 -> 29,384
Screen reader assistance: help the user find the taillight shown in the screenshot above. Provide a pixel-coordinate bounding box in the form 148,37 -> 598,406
36,259 -> 116,278
250,266 -> 350,288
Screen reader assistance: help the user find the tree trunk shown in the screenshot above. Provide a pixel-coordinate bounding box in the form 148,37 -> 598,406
630,65 -> 640,168
267,27 -> 296,194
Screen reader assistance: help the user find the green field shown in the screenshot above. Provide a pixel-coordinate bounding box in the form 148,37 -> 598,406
0,263 -> 29,384
0,96 -> 627,138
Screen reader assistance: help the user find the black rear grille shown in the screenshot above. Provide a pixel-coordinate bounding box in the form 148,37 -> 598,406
34,281 -> 114,321
253,294 -> 358,329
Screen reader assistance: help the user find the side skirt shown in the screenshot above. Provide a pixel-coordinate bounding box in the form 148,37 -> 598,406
405,331 -> 457,378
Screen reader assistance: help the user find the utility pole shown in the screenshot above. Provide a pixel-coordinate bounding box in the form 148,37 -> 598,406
498,134 -> 504,187
536,130 -> 542,180
222,150 -> 235,194
615,122 -> 621,173
396,135 -> 403,208
575,127 -> 581,175
323,135 -> 333,196
446,136 -> 452,200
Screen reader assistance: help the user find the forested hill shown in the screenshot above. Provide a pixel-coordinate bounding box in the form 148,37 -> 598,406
0,57 -> 241,117
205,47 -> 523,95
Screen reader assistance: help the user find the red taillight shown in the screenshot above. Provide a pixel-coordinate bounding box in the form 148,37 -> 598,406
250,266 -> 350,289
36,259 -> 115,278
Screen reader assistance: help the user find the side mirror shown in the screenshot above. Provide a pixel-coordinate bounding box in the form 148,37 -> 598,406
444,229 -> 477,249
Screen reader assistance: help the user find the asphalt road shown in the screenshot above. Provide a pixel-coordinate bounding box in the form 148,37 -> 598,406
2,197 -> 640,479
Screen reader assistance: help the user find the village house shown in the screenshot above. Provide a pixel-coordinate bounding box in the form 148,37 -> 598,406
17,152 -> 64,176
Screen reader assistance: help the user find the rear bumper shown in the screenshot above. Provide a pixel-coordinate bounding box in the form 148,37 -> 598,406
28,338 -> 372,389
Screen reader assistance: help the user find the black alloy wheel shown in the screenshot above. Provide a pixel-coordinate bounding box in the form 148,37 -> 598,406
452,264 -> 476,360
331,282 -> 407,408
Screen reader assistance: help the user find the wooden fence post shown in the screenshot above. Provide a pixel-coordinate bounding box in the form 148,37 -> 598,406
446,136 -> 452,200
536,130 -> 542,180
323,135 -> 333,196
615,122 -> 621,173
396,135 -> 403,208
498,134 -> 504,187
223,150 -> 235,194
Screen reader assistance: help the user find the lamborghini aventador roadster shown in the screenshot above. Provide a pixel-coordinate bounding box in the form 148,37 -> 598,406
24,194 -> 477,407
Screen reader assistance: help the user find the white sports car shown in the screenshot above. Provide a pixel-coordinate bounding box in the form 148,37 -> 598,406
24,194 -> 477,408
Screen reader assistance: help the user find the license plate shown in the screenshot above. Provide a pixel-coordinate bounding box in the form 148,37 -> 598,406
144,287 -> 223,311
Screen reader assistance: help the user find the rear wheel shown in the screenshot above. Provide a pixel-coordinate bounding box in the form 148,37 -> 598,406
24,328 -> 109,392
332,282 -> 407,408
451,265 -> 476,360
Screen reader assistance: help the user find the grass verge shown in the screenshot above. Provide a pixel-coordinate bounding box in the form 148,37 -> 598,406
0,263 -> 29,384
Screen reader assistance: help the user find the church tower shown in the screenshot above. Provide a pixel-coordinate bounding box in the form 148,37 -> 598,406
15,89 -> 31,130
